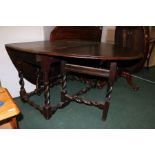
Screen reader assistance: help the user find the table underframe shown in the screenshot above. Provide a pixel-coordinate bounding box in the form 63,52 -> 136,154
17,55 -> 117,120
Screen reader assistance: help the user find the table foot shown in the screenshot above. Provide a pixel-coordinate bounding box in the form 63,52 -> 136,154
121,71 -> 139,91
102,102 -> 110,121
42,105 -> 53,120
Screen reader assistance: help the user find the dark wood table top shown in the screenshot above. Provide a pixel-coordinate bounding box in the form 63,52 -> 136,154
5,40 -> 143,61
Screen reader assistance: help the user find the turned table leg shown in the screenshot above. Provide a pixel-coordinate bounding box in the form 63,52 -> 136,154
61,61 -> 67,103
16,61 -> 29,102
40,56 -> 52,119
102,62 -> 117,120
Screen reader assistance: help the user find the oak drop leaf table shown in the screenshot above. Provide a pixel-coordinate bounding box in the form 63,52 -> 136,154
5,40 -> 142,120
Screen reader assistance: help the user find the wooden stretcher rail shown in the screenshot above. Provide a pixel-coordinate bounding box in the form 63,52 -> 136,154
65,64 -> 110,78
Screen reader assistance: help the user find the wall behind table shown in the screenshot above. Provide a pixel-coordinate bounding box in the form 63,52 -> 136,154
101,26 -> 115,44
0,26 -> 48,98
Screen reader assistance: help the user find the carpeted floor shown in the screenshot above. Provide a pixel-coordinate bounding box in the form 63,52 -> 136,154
14,67 -> 155,129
